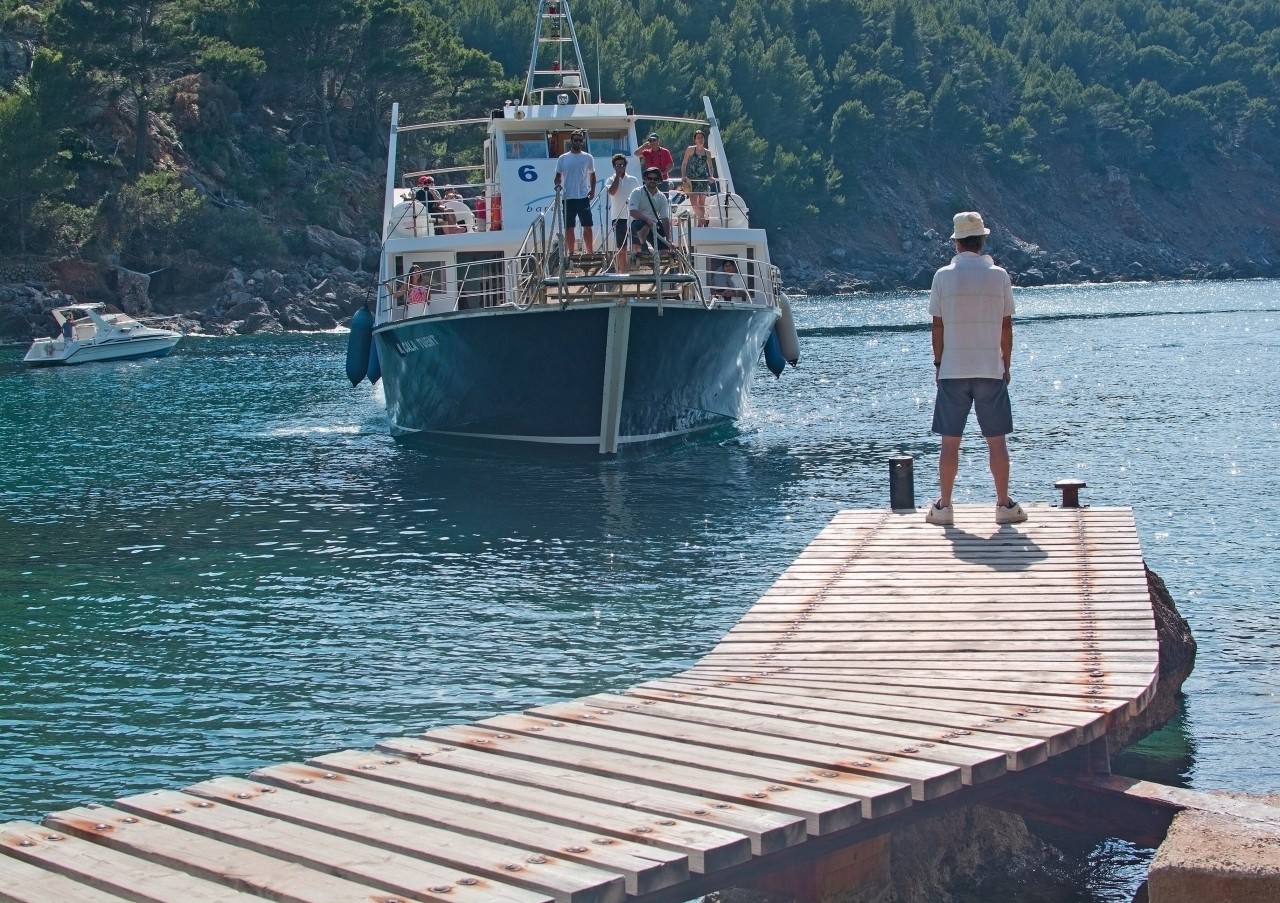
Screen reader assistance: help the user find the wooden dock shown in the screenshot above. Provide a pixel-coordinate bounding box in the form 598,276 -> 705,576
0,504 -> 1158,903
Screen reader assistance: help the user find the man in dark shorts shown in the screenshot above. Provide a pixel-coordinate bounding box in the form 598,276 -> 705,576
926,211 -> 1027,526
553,130 -> 596,255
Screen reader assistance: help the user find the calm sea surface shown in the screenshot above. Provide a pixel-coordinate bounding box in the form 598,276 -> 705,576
2,280 -> 1278,900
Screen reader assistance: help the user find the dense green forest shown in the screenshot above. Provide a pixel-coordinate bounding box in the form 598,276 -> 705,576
1,0 -> 1277,274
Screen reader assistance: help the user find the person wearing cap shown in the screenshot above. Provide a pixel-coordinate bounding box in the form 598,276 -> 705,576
554,129 -> 596,255
628,166 -> 672,254
635,133 -> 673,180
603,153 -> 640,273
926,211 -> 1026,526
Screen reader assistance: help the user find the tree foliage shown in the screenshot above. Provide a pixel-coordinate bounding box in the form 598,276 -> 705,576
0,0 -> 1278,255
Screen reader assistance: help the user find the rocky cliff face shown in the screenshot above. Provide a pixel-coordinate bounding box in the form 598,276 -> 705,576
776,146 -> 1280,295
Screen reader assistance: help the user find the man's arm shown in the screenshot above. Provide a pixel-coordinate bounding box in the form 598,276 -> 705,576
1001,315 -> 1013,382
931,316 -> 944,371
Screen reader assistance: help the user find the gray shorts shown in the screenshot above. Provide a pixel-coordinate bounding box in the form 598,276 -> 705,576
932,377 -> 1013,437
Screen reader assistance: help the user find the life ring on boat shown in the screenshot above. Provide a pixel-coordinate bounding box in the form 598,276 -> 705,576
491,194 -> 503,231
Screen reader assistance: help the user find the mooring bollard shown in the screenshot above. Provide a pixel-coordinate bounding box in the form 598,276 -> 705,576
889,455 -> 915,511
1055,478 -> 1087,508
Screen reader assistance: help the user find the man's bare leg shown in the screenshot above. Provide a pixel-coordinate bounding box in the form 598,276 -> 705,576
985,433 -> 1012,506
938,434 -> 961,508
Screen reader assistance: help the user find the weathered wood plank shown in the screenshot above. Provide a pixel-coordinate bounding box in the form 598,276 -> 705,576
571,692 -> 1017,779
620,680 -> 1090,756
366,738 -> 807,856
527,697 -> 983,792
115,786 -> 557,903
308,749 -> 753,875
404,725 -> 872,835
0,839 -> 147,903
656,675 -> 1109,731
41,808 -> 398,903
241,765 -> 685,898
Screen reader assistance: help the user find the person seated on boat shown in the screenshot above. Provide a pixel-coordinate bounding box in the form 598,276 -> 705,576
61,313 -> 76,344
679,129 -> 717,228
603,153 -> 640,273
709,258 -> 748,301
628,167 -> 673,254
636,133 -> 673,180
554,129 -> 597,255
414,176 -> 446,235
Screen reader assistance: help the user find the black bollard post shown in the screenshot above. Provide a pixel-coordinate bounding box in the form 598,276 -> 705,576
1054,478 -> 1087,508
889,455 -> 915,511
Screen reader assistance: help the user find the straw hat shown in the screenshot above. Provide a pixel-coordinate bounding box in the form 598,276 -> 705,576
950,211 -> 990,239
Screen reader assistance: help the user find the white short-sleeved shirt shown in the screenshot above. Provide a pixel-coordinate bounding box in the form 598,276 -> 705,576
929,252 -> 1015,379
604,173 -> 640,219
629,185 -> 671,221
555,150 -> 595,199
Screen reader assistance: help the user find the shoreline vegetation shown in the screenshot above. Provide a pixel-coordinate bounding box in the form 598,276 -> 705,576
2,0 -> 1279,340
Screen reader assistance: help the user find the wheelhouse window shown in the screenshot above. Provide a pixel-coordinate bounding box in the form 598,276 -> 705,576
504,133 -> 550,159
590,130 -> 629,156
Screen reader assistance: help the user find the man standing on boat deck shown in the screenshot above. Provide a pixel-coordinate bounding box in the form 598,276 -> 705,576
926,211 -> 1027,527
604,154 -> 640,273
636,133 -> 673,180
554,130 -> 596,255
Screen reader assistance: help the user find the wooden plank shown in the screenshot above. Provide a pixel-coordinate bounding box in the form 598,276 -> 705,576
365,739 -> 806,857
309,749 -> 753,875
622,679 -> 1090,755
40,808 -> 394,903
402,725 -> 871,835
0,843 -> 140,903
517,703 -> 962,801
241,765 -> 684,898
463,717 -> 913,821
115,787 -> 556,903
1,820 -> 268,903
665,673 -> 1113,727
571,692 -> 1016,779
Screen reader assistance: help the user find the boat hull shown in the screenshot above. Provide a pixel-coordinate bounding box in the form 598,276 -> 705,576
374,301 -> 777,449
23,335 -> 181,367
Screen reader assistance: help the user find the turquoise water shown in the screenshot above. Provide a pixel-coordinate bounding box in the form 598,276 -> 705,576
2,280 -> 1278,899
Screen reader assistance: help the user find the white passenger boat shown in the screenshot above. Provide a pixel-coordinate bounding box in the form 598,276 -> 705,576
350,0 -> 797,454
23,303 -> 181,367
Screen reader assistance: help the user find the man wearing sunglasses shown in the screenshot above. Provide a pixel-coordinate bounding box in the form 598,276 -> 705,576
628,167 -> 673,254
604,154 -> 640,273
553,130 -> 596,255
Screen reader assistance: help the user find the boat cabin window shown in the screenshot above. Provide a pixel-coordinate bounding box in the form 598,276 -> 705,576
590,130 -> 629,156
394,258 -> 446,294
504,133 -> 550,160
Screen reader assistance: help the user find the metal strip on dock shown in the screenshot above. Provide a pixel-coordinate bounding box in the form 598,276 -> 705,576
0,505 -> 1158,902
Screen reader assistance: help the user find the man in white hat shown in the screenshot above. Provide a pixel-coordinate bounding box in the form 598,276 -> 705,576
925,211 -> 1026,526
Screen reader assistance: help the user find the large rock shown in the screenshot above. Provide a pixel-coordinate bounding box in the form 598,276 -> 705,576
1148,800 -> 1280,903
110,266 -> 152,315
304,225 -> 365,270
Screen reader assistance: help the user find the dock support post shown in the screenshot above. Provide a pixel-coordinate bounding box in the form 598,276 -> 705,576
889,455 -> 915,511
749,834 -> 891,903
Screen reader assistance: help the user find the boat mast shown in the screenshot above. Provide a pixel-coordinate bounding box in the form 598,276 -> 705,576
522,0 -> 592,106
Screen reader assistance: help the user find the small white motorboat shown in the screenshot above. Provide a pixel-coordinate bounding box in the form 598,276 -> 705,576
23,303 -> 182,367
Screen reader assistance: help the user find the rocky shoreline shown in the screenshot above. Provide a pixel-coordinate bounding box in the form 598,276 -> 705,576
2,218 -> 1277,346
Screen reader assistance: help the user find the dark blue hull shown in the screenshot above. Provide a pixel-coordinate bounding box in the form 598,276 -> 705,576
373,301 -> 777,451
